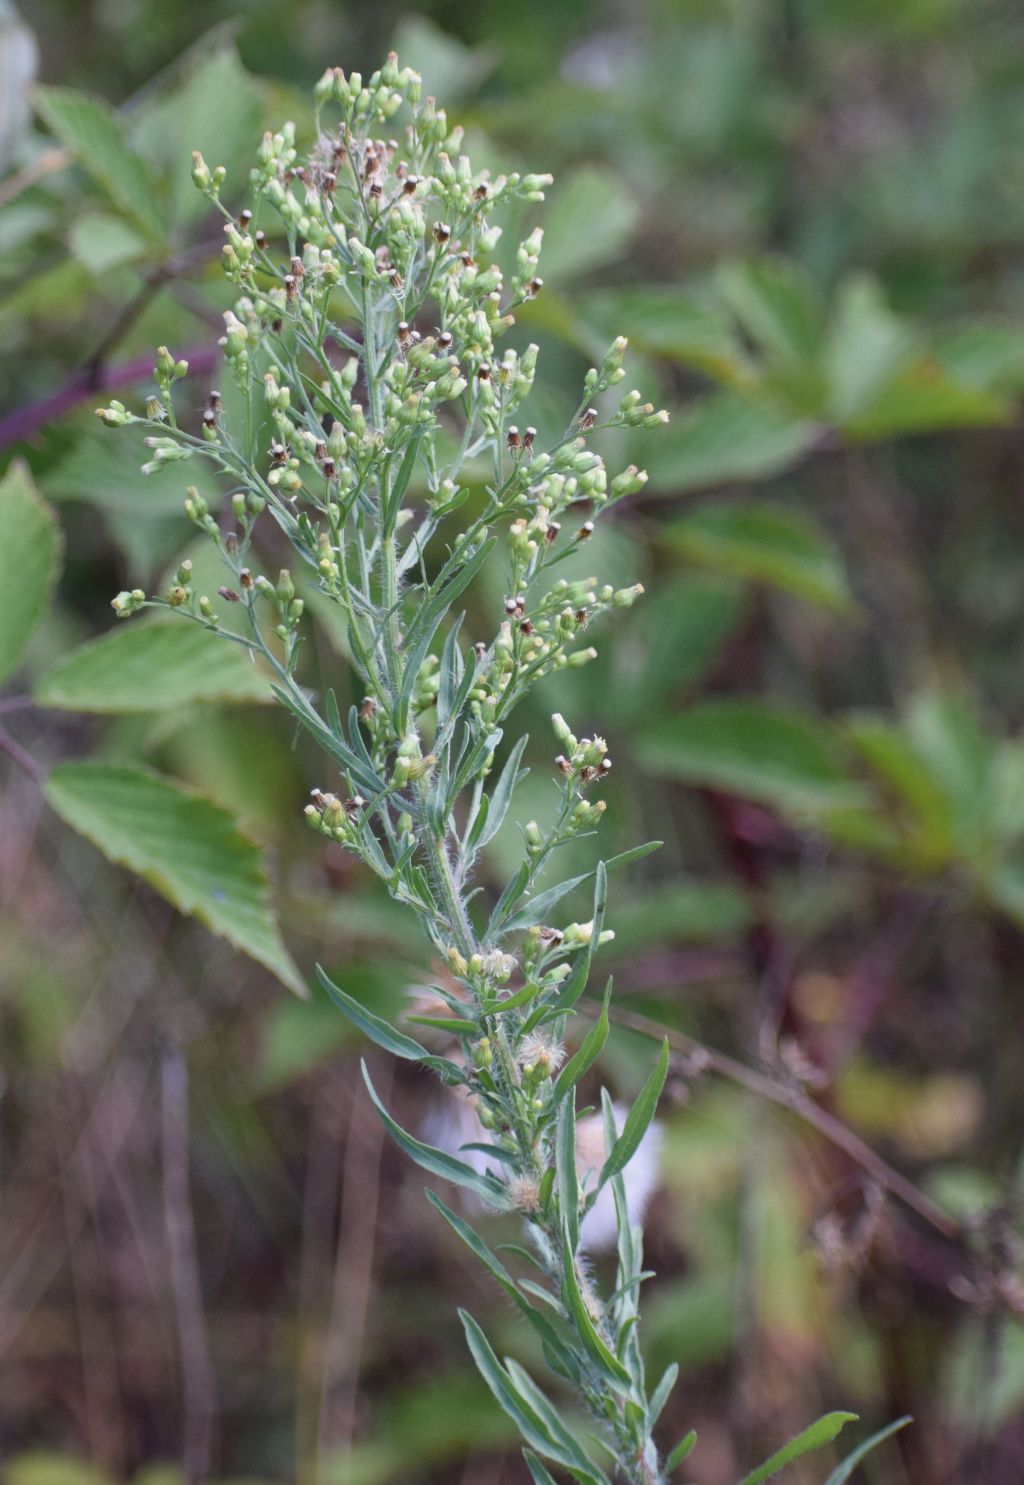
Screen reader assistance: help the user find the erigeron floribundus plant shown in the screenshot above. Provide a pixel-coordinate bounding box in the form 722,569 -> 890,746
99,55 -> 881,1485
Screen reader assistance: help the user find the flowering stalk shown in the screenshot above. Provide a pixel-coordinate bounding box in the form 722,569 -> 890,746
97,57 -> 874,1485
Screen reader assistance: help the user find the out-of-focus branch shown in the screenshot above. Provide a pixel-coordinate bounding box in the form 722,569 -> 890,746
587,997 -> 966,1245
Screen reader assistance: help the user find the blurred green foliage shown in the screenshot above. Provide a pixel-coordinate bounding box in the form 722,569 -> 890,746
4,2 -> 1024,1483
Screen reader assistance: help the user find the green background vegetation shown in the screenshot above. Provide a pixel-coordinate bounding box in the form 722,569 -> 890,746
3,1 -> 1024,1482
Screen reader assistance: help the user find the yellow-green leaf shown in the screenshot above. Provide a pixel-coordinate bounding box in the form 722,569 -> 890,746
35,621 -> 272,713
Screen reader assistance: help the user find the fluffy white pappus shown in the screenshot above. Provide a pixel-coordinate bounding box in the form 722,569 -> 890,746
422,1090 -> 662,1254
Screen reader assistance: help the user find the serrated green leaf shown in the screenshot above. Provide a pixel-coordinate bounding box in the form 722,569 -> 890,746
35,621 -> 272,713
0,460 -> 60,687
600,1038 -> 669,1186
640,699 -> 863,815
737,1412 -> 858,1485
129,45 -> 263,223
33,85 -> 164,235
43,761 -> 304,996
823,1417 -> 911,1485
361,1062 -> 507,1205
667,501 -> 853,612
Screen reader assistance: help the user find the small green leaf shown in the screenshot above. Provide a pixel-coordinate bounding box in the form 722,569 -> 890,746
0,461 -> 60,687
737,1412 -> 859,1485
648,1362 -> 679,1427
35,621 -> 272,712
33,85 -> 164,235
823,1417 -> 912,1485
44,761 -> 304,996
316,966 -> 431,1061
667,502 -> 853,612
640,699 -> 862,815
361,1062 -> 507,1206
600,1039 -> 669,1187
523,1453 -> 560,1485
666,1430 -> 698,1472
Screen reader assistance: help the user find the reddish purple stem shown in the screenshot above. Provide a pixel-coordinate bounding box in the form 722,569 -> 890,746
0,343 -> 220,451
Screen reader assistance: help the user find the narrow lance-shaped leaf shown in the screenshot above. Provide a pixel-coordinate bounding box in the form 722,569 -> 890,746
425,1190 -> 578,1376
823,1417 -> 912,1485
600,1038 -> 669,1187
737,1412 -> 859,1485
560,1219 -> 634,1392
666,1431 -> 698,1472
361,1061 -> 507,1206
554,978 -> 612,1100
316,965 -> 431,1061
458,1311 -> 608,1485
556,1090 -> 580,1252
523,1453 -> 561,1485
478,734 -> 530,847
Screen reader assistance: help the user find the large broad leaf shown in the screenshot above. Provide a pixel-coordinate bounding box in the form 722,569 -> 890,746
44,761 -> 305,996
608,575 -> 744,723
582,286 -> 750,383
129,45 -> 263,224
716,258 -> 825,369
649,392 -> 818,493
35,621 -> 272,712
640,699 -> 862,814
0,460 -> 61,687
736,1412 -> 858,1485
540,166 -> 639,282
842,365 -> 1010,441
33,86 -> 165,237
825,275 -> 915,425
667,501 -> 853,611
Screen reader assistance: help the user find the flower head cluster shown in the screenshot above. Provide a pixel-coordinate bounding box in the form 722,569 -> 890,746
98,57 -> 681,1485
